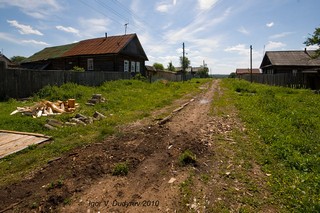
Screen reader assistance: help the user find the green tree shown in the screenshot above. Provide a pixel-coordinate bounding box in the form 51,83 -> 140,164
179,56 -> 190,70
196,66 -> 209,78
10,56 -> 26,64
229,72 -> 236,78
304,27 -> 320,56
153,62 -> 164,70
167,61 -> 175,71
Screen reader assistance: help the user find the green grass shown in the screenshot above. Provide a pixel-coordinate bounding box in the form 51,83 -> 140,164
112,162 -> 129,176
0,78 -> 210,186
222,79 -> 320,212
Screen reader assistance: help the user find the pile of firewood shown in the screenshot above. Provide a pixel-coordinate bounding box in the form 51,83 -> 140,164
10,99 -> 78,118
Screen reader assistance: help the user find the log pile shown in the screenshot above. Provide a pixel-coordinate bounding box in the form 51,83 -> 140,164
10,99 -> 78,118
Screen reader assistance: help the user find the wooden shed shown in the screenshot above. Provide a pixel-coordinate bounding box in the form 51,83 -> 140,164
21,33 -> 148,76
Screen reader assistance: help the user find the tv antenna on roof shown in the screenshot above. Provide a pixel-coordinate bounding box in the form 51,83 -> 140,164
124,23 -> 129,35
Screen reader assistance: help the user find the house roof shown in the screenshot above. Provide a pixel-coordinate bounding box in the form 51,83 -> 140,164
236,68 -> 261,74
260,50 -> 320,68
23,33 -> 147,63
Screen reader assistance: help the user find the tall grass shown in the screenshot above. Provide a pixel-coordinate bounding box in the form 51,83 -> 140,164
0,79 -> 209,185
223,79 -> 320,212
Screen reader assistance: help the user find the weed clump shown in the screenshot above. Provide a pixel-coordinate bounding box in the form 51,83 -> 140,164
179,150 -> 196,166
112,162 -> 129,176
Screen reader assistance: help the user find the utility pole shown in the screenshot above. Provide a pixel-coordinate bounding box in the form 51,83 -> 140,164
182,42 -> 185,82
250,45 -> 253,83
124,23 -> 128,35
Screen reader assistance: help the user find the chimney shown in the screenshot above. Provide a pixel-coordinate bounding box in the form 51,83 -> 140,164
304,47 -> 307,53
105,32 -> 108,38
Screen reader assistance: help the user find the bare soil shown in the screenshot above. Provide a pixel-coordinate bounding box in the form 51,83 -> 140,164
0,80 -> 276,213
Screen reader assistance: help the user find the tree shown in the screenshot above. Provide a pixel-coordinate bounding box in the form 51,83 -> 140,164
179,56 -> 190,70
196,66 -> 209,78
10,56 -> 26,64
304,27 -> 320,56
228,72 -> 236,78
167,61 -> 175,71
153,62 -> 164,70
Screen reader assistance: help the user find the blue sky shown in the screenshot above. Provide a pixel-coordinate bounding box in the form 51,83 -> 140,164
0,0 -> 319,74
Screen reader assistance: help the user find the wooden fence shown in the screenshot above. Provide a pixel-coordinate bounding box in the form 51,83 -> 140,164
0,62 -> 131,99
240,73 -> 306,88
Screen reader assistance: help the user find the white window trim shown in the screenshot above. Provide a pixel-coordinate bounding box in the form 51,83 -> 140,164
87,58 -> 94,71
131,61 -> 135,72
124,60 -> 129,72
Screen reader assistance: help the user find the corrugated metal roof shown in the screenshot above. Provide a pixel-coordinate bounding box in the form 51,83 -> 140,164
63,34 -> 136,57
23,34 -> 139,63
0,130 -> 51,159
261,50 -> 320,68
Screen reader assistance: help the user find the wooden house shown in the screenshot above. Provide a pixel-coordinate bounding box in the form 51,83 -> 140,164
260,50 -> 320,74
0,54 -> 13,68
260,50 -> 320,89
21,33 -> 148,75
235,68 -> 261,77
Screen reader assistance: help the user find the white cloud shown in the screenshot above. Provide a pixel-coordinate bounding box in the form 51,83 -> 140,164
56,25 -> 80,35
198,0 -> 219,10
306,45 -> 319,50
224,44 -> 249,56
265,41 -> 286,50
269,32 -> 293,39
165,7 -> 231,44
78,18 -> 111,38
0,0 -> 61,19
0,32 -> 48,46
7,20 -> 43,35
238,26 -> 250,35
21,39 -> 49,45
266,22 -> 274,28
156,0 -> 177,13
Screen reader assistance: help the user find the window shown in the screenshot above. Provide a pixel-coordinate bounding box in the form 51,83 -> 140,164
87,58 -> 94,70
136,62 -> 140,72
124,60 -> 129,72
131,61 -> 135,72
292,69 -> 297,76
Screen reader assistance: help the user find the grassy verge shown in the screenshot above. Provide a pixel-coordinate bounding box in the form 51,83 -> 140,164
0,78 -> 210,186
222,79 -> 320,212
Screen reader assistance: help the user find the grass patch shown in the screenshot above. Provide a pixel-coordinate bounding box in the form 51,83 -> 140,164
0,78 -> 210,186
179,150 -> 196,166
222,79 -> 320,212
112,162 -> 129,176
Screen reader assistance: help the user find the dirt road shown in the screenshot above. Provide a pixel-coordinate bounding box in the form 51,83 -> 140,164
0,80 -> 276,212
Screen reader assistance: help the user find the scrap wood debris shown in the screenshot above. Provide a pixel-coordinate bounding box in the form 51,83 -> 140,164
44,111 -> 106,130
10,99 -> 79,118
86,94 -> 106,106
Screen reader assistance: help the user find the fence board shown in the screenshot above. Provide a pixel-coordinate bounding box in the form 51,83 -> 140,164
0,62 -> 131,99
241,73 -> 306,88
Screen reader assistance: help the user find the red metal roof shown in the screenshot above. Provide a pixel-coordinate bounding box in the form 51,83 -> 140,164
63,34 -> 136,57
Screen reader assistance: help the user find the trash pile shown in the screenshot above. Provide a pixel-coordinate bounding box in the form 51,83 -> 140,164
44,111 -> 106,130
10,99 -> 79,118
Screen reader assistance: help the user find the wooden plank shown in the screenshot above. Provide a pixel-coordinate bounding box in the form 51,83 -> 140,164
0,130 -> 50,138
0,132 -> 51,159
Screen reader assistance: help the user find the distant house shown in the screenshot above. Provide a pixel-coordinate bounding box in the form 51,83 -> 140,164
260,50 -> 320,74
0,54 -> 13,68
236,68 -> 261,77
21,33 -> 148,75
260,50 -> 320,89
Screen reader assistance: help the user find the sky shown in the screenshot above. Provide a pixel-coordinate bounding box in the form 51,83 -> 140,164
0,0 -> 319,74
